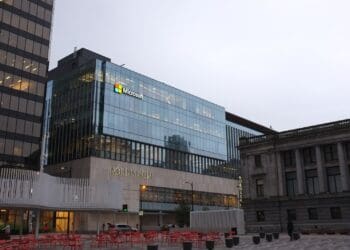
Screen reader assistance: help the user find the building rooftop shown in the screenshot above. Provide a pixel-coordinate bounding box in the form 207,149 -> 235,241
225,112 -> 275,134
239,119 -> 350,146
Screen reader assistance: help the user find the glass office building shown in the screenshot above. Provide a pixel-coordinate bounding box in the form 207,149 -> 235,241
48,49 -> 223,177
225,112 -> 268,178
0,0 -> 54,170
45,49 -> 272,179
42,49 -> 273,231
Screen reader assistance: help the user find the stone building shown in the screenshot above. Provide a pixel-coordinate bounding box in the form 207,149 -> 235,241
239,119 -> 350,233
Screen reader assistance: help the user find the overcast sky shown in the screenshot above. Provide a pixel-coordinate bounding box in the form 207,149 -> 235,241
50,0 -> 350,131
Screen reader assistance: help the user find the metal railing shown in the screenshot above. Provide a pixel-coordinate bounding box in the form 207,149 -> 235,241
0,168 -> 122,211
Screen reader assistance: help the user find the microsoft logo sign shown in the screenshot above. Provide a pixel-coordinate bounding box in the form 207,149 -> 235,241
114,83 -> 143,100
114,83 -> 123,94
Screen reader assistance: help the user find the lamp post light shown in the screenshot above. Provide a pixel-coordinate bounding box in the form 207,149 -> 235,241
185,181 -> 194,211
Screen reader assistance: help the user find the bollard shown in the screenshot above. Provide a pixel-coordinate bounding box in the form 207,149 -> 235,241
206,240 -> 215,250
293,232 -> 300,240
266,234 -> 273,242
147,245 -> 158,250
273,232 -> 279,239
183,241 -> 192,250
233,237 -> 239,246
225,238 -> 233,248
253,236 -> 260,244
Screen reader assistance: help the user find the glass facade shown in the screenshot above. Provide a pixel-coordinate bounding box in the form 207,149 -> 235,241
46,49 -> 271,179
225,119 -> 261,178
101,62 -> 226,160
0,0 -> 54,170
141,186 -> 237,208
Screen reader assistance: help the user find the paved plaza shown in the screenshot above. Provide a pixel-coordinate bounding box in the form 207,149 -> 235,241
5,233 -> 350,250
80,234 -> 350,250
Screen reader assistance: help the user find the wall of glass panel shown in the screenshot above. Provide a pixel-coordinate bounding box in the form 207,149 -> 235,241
46,58 -> 233,178
90,134 -> 228,177
141,186 -> 237,208
47,60 -> 96,164
225,120 -> 262,178
100,62 -> 227,160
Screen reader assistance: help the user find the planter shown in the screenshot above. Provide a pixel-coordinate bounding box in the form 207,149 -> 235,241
253,236 -> 260,244
293,232 -> 300,240
259,232 -> 265,238
266,234 -> 273,242
225,238 -> 233,248
0,232 -> 10,240
233,237 -> 239,246
273,232 -> 279,239
183,242 -> 192,250
206,240 -> 215,250
147,245 -> 158,250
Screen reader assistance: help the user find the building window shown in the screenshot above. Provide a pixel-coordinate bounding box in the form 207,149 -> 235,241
254,155 -> 262,168
256,179 -> 264,197
327,167 -> 342,193
305,169 -> 319,195
282,150 -> 295,167
322,144 -> 338,162
330,207 -> 342,219
302,147 -> 316,165
287,209 -> 296,221
141,185 -> 236,207
345,142 -> 350,160
286,172 -> 298,196
256,211 -> 265,222
308,208 -> 318,220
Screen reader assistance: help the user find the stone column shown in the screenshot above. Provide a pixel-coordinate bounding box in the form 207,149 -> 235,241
295,149 -> 305,194
315,146 -> 326,193
96,212 -> 100,235
276,152 -> 285,196
158,212 -> 163,227
19,209 -> 23,235
337,142 -> 350,191
35,210 -> 40,239
240,155 -> 251,199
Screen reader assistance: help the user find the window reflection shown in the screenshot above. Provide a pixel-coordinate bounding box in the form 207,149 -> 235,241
141,186 -> 237,208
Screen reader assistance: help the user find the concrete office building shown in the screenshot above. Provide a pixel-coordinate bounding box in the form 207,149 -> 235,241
41,48 -> 272,232
0,0 -> 54,170
0,0 -> 54,229
240,120 -> 350,233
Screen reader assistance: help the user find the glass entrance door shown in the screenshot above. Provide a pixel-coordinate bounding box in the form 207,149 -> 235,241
55,211 -> 74,233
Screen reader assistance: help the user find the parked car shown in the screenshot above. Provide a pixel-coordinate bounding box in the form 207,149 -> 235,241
114,224 -> 138,232
161,224 -> 176,231
106,223 -> 115,229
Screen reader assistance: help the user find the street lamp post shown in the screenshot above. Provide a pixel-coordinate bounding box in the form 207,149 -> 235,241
140,185 -> 147,231
185,181 -> 194,211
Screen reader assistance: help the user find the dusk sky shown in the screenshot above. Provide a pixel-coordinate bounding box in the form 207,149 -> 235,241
50,0 -> 350,131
